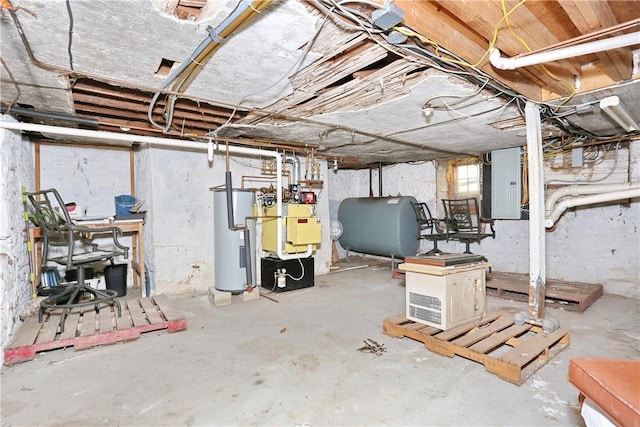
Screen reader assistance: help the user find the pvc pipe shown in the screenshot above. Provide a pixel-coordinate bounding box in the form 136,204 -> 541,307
489,32 -> 640,70
545,188 -> 640,228
0,119 -> 312,260
545,182 -> 640,214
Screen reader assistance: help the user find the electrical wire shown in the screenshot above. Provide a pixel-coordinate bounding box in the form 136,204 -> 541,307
65,0 -> 74,70
209,1 -> 335,137
0,57 -> 20,109
284,258 -> 305,281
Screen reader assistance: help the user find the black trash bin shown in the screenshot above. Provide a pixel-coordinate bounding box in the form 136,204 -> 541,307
104,264 -> 127,297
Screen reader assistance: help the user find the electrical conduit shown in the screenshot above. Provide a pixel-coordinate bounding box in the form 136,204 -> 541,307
149,0 -> 273,132
0,120 -> 312,261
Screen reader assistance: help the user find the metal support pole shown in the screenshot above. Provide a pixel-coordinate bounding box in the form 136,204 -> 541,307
525,102 -> 546,319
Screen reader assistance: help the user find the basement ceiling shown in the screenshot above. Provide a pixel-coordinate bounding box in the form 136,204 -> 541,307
1,0 -> 639,167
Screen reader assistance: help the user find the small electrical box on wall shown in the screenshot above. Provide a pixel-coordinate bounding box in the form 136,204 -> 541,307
261,257 -> 314,292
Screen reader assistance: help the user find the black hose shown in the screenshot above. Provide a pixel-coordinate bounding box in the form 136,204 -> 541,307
378,161 -> 382,197
243,228 -> 253,289
1,104 -> 98,127
225,171 -> 235,229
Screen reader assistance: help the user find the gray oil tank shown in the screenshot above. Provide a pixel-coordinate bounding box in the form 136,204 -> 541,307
213,189 -> 256,292
338,196 -> 419,258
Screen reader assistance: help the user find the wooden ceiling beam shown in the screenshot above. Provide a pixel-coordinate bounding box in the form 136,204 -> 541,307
400,0 -> 541,100
556,0 -> 632,83
432,0 -> 576,96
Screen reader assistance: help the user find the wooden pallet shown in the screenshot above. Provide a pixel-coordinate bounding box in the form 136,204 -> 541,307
4,295 -> 187,365
383,313 -> 570,385
486,272 -> 603,312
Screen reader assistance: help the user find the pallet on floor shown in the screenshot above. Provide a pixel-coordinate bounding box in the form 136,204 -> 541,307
486,272 -> 603,312
4,295 -> 187,365
383,313 -> 570,385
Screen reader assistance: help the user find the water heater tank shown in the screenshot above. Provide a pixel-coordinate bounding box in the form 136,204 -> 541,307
213,189 -> 256,292
338,196 -> 419,258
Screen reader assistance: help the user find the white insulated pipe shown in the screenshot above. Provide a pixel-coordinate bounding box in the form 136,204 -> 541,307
545,188 -> 640,228
545,182 -> 640,215
0,119 -> 312,261
489,32 -> 640,70
525,101 -> 546,319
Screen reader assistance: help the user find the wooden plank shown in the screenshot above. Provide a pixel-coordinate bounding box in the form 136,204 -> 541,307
115,306 -> 132,330
34,313 -> 59,344
434,313 -> 501,341
152,294 -> 181,322
499,328 -> 570,367
80,307 -> 97,337
59,311 -> 80,340
8,316 -> 44,348
469,324 -> 533,354
453,316 -> 514,348
127,299 -> 150,328
99,305 -> 114,334
139,298 -> 164,325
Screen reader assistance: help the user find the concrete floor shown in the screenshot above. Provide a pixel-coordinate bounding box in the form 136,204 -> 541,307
1,264 -> 639,426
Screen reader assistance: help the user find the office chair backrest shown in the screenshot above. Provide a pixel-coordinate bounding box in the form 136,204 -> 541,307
27,188 -> 74,243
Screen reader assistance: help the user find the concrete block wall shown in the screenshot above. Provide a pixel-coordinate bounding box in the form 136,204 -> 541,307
328,144 -> 640,298
0,123 -> 34,363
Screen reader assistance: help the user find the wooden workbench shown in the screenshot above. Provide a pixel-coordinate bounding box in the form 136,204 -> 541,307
28,219 -> 145,296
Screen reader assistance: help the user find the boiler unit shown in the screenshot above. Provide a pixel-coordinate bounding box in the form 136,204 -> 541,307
262,203 -> 321,254
338,196 -> 419,258
212,189 -> 256,293
261,256 -> 314,292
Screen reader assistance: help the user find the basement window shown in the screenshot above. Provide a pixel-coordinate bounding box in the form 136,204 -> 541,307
449,159 -> 481,200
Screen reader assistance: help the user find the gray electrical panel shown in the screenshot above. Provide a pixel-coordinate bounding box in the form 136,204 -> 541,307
491,147 -> 521,219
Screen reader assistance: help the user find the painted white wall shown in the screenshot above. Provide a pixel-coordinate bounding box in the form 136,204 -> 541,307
145,149 -> 331,294
0,123 -> 34,364
37,144 -> 134,283
327,150 -> 640,298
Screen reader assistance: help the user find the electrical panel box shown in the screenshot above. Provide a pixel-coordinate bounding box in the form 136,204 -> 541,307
262,203 -> 321,254
261,256 -> 314,292
401,263 -> 487,330
491,147 -> 522,219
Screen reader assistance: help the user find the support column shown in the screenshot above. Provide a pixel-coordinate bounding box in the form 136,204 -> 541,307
525,102 -> 546,319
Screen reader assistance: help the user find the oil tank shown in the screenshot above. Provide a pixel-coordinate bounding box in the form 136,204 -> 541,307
338,196 -> 419,258
213,189 -> 256,292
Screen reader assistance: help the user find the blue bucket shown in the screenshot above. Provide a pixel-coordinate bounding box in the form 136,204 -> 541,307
115,194 -> 137,216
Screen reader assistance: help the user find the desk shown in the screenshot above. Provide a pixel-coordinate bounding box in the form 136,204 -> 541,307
29,219 -> 145,297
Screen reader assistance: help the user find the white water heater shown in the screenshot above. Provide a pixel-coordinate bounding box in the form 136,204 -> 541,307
213,189 -> 256,293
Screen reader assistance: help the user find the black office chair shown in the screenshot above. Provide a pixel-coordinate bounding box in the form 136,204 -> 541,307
411,201 -> 447,255
441,198 -> 495,254
26,188 -> 129,333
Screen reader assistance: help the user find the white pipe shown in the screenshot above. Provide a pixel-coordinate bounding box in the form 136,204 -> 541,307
545,183 -> 640,214
489,32 -> 640,70
0,119 -> 312,260
525,102 -> 546,319
545,188 -> 640,228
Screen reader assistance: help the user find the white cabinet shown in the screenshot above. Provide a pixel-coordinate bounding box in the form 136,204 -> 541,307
401,262 -> 489,330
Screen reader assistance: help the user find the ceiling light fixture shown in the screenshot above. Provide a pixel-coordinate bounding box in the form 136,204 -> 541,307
599,96 -> 638,132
